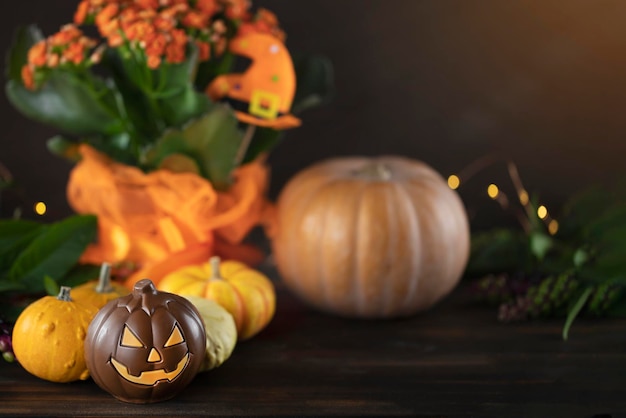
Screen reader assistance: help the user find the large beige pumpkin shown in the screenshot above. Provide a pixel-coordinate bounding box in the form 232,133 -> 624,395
271,156 -> 470,318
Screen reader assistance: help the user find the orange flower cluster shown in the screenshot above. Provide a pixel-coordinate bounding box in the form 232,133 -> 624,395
21,24 -> 98,90
22,0 -> 284,87
70,0 -> 281,70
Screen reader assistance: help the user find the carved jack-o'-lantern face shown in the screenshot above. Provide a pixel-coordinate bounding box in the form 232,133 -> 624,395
85,279 -> 206,404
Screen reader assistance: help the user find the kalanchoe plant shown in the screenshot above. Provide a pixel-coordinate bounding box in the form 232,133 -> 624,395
0,0 -> 333,329
466,163 -> 626,340
6,0 -> 333,188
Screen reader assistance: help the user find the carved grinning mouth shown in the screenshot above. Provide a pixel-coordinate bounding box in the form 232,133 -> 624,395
110,353 -> 190,386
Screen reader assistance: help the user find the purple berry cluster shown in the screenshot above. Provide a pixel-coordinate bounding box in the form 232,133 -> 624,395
0,318 -> 15,363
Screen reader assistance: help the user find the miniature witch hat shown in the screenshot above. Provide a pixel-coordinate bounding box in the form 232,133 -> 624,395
207,32 -> 301,130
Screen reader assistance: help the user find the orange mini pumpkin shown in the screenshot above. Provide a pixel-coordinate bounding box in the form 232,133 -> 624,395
157,256 -> 275,340
71,263 -> 129,310
271,156 -> 470,318
12,286 -> 98,383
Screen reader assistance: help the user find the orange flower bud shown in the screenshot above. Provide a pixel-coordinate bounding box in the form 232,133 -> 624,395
196,0 -> 217,15
196,40 -> 210,61
183,11 -> 208,29
100,18 -> 120,38
160,3 -> 188,19
108,33 -> 124,47
21,65 -> 35,90
47,54 -> 60,68
145,32 -> 167,57
74,0 -> 90,25
147,54 -> 161,69
224,0 -> 250,20
135,0 -> 158,9
95,3 -> 119,36
27,41 -> 48,68
63,42 -> 86,65
125,21 -> 155,42
154,15 -> 175,32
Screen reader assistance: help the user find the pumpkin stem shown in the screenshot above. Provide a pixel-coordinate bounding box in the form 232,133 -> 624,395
96,262 -> 113,293
209,256 -> 222,280
357,161 -> 392,181
57,286 -> 72,302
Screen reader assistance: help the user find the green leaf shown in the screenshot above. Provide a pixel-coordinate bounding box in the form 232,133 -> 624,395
8,215 -> 97,292
0,219 -> 45,272
0,279 -> 26,293
6,70 -> 125,137
243,127 -> 283,164
0,219 -> 43,253
562,287 -> 593,340
153,44 -> 212,128
103,49 -> 162,142
591,250 -> 626,284
586,203 -> 626,240
157,87 -> 212,129
146,104 -> 243,189
558,187 -> 614,240
530,232 -> 553,261
89,132 -> 138,165
57,263 -> 100,288
5,25 -> 44,82
606,291 -> 626,317
194,51 -> 234,91
43,275 -> 59,296
573,248 -> 589,268
291,53 -> 335,114
46,135 -> 82,162
465,228 -> 529,277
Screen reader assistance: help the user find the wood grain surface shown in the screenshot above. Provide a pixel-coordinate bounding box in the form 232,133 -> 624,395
0,263 -> 624,417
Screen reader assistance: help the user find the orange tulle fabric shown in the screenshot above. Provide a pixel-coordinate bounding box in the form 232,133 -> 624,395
67,144 -> 273,267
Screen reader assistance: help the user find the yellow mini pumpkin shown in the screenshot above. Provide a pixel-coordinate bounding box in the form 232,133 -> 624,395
158,257 -> 275,340
12,286 -> 98,383
71,263 -> 129,310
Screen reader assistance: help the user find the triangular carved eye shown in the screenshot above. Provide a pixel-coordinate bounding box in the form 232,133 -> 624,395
164,325 -> 184,347
121,326 -> 144,348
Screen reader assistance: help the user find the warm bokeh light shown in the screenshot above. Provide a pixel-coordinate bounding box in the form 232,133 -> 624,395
518,190 -> 529,205
537,205 -> 548,220
487,184 -> 499,199
447,174 -> 460,190
34,201 -> 47,216
548,219 -> 559,235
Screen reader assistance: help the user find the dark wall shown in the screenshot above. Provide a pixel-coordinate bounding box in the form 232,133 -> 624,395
1,1 -> 626,228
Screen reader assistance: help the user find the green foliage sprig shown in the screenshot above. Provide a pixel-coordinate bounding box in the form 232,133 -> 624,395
466,170 -> 626,339
0,215 -> 99,321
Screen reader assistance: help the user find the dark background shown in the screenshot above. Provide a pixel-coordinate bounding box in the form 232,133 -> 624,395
1,0 -> 625,229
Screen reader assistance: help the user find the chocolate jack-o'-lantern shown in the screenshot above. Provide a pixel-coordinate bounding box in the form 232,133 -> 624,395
207,32 -> 301,130
85,279 -> 206,404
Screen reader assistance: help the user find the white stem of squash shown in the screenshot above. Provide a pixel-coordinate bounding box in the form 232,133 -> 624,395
57,286 -> 72,302
209,256 -> 223,281
356,161 -> 392,181
95,262 -> 113,293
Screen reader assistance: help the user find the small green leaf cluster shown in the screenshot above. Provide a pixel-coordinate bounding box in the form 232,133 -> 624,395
467,187 -> 626,339
0,216 -> 99,321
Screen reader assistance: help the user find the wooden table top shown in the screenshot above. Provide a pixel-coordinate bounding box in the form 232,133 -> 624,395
1,266 -> 624,417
